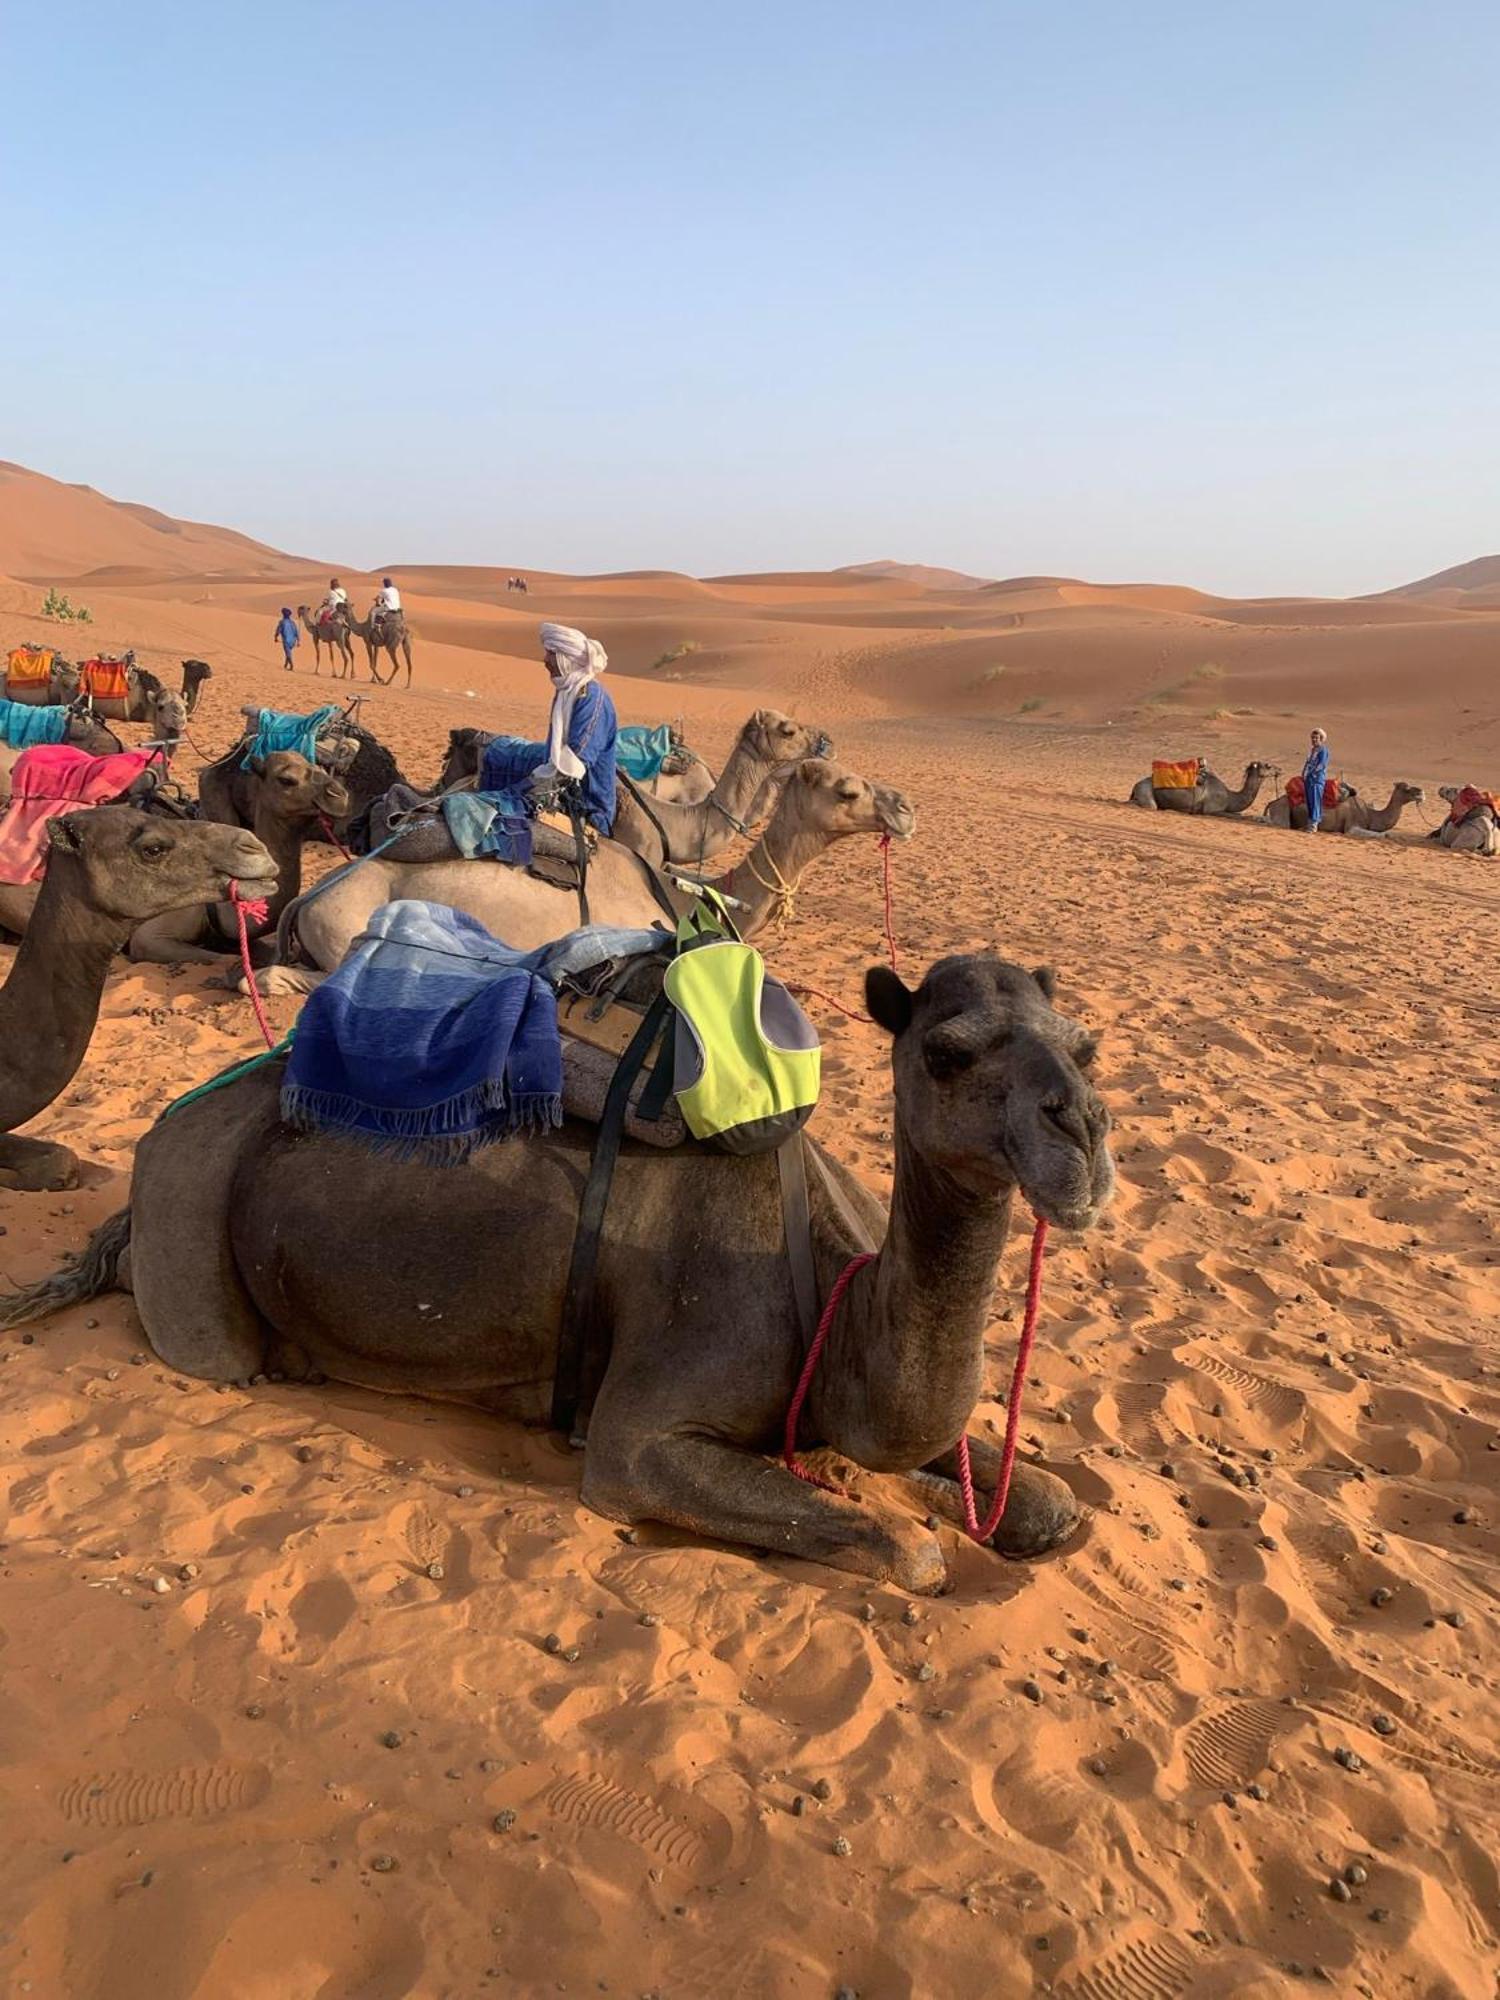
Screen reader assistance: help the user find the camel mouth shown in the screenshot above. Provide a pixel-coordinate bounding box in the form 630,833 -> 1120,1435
1027,1192 -> 1102,1234
224,870 -> 279,901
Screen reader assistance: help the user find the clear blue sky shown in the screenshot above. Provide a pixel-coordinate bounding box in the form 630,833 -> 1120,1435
2,0 -> 1496,594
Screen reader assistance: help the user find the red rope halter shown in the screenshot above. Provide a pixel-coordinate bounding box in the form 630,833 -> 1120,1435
228,880 -> 276,1052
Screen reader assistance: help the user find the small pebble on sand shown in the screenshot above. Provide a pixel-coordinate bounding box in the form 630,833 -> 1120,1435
370,1853 -> 398,1872
1329,1877 -> 1352,1903
811,1778 -> 833,1801
380,1730 -> 404,1749
1334,1747 -> 1363,1772
1344,1862 -> 1368,1886
1370,1587 -> 1392,1607
425,1561 -> 445,1581
543,1633 -> 563,1654
833,1836 -> 852,1857
493,1811 -> 516,1833
1371,1714 -> 1396,1736
1022,1680 -> 1043,1703
456,1484 -> 475,1498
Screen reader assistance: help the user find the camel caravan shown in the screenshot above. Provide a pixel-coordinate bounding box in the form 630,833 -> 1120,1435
0,619 -> 1112,1590
1128,745 -> 1483,849
299,575 -> 414,686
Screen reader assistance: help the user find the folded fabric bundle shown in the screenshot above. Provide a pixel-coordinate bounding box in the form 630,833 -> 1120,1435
0,745 -> 157,884
617,723 -> 675,782
0,699 -> 69,750
441,787 -> 533,863
281,900 -> 565,1161
240,704 -> 339,769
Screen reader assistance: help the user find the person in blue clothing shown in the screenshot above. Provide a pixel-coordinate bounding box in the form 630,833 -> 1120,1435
274,606 -> 300,673
480,623 -> 619,836
1303,726 -> 1330,832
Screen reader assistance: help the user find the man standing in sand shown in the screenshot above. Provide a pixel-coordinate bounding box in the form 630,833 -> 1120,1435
273,605 -> 299,673
1303,727 -> 1330,832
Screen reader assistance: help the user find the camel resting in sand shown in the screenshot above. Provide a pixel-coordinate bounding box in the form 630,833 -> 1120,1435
127,753 -> 349,965
0,807 -> 275,1189
1128,760 -> 1277,816
252,756 -> 914,997
1432,787 -> 1499,856
1265,780 -> 1424,834
8,953 -> 1113,1585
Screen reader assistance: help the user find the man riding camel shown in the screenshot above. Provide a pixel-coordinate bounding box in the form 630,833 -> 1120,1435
371,575 -> 402,637
480,622 -> 619,836
318,577 -> 349,634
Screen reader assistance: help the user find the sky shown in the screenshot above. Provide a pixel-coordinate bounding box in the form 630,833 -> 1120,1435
2,0 -> 1496,594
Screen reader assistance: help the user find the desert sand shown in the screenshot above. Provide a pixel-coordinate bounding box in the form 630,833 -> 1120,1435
0,462 -> 1496,1999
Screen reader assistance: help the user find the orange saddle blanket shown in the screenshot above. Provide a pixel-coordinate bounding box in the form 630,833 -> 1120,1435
1448,785 -> 1500,824
1285,776 -> 1340,811
1151,759 -> 1201,791
6,646 -> 54,689
80,657 -> 131,702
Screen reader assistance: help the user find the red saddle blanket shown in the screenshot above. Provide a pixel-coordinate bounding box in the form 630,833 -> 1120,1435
80,657 -> 131,702
0,745 -> 158,884
1285,776 -> 1339,811
1448,785 -> 1500,824
1151,758 -> 1201,790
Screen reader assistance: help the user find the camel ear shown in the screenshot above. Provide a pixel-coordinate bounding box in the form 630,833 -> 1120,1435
247,756 -> 266,778
1031,966 -> 1057,1000
47,815 -> 84,855
795,759 -> 823,785
866,965 -> 913,1036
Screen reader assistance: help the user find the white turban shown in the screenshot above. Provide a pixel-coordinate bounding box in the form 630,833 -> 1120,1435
538,623 -> 608,782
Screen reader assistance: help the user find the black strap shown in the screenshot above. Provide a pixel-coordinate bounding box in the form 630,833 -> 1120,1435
635,1013 -> 677,1123
553,993 -> 671,1437
777,1132 -> 819,1346
618,768 -> 674,867
567,802 -> 591,928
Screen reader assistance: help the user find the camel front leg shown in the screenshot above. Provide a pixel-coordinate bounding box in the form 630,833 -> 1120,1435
908,1439 -> 1083,1559
583,1427 -> 948,1593
0,1133 -> 79,1191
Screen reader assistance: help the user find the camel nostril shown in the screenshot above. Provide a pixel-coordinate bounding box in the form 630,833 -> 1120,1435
1042,1098 -> 1091,1153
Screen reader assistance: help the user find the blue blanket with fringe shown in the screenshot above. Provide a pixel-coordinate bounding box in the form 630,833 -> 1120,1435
617,723 -> 674,782
241,704 -> 339,769
441,787 -> 531,863
281,900 -> 563,1160
0,700 -> 69,750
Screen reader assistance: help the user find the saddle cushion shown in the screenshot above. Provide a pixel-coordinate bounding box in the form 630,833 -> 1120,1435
1285,776 -> 1340,811
0,745 -> 159,884
6,646 -> 54,690
1448,785 -> 1500,824
80,657 -> 130,702
1151,759 -> 1201,791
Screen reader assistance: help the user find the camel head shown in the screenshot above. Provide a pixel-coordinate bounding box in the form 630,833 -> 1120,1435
1439,785 -> 1460,803
438,726 -> 491,792
246,751 -> 351,831
746,709 -> 834,769
44,806 -> 278,921
775,758 -> 915,845
1390,781 -> 1426,807
316,731 -> 362,780
179,659 -> 213,714
148,684 -> 188,743
867,954 -> 1114,1232
52,659 -> 82,700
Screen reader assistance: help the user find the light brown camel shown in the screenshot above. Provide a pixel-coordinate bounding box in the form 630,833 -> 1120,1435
78,657 -> 188,744
126,752 -> 349,965
1265,780 -> 1424,833
0,712 -> 123,805
251,756 -> 914,997
347,607 -> 414,688
298,605 -> 357,679
1128,760 -> 1277,815
0,807 -> 275,1189
6,953 -> 1113,1584
1432,787 -> 1499,856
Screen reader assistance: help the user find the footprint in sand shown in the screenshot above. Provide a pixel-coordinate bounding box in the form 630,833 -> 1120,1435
57,1761 -> 271,1828
1054,1927 -> 1202,2000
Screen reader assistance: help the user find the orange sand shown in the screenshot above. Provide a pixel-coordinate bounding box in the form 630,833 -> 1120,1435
0,464 -> 1496,1998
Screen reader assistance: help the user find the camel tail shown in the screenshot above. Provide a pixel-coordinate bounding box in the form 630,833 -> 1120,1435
0,1208 -> 131,1330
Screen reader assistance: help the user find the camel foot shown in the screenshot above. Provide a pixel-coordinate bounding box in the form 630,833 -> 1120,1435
989,1462 -> 1084,1560
235,963 -> 324,999
0,1135 -> 81,1193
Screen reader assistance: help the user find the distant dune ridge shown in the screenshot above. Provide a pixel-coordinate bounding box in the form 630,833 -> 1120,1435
1,455 -> 1498,767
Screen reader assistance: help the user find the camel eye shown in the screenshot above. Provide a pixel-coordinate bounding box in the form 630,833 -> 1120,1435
923,1026 -> 979,1080
137,839 -> 170,863
837,783 -> 860,801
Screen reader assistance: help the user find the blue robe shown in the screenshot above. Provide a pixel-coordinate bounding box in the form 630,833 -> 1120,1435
479,682 -> 619,836
1303,743 -> 1330,827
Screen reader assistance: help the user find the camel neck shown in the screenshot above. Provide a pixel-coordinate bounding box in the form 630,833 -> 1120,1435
717,805 -> 823,939
250,808 -> 311,925
623,729 -> 768,865
0,856 -> 127,1129
811,1118 -> 1015,1468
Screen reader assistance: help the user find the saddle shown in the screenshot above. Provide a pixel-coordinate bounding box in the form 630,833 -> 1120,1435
6,646 -> 54,696
1151,758 -> 1202,791
80,656 -> 131,703
1285,775 -> 1341,812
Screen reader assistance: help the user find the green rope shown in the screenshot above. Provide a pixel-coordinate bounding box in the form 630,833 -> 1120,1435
160,1031 -> 294,1119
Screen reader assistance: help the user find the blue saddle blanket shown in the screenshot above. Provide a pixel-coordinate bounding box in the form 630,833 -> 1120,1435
0,700 -> 69,750
241,704 -> 339,769
617,723 -> 674,782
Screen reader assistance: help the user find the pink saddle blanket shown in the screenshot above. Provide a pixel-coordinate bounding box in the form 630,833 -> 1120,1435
0,745 -> 159,884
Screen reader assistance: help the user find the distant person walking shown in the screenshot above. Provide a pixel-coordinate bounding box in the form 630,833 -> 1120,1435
274,605 -> 300,673
1303,727 -> 1330,832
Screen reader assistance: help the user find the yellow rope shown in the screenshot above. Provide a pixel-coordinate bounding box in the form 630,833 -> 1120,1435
744,847 -> 796,930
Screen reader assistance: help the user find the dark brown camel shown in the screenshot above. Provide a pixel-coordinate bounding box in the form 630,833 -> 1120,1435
197,711 -> 407,840
4,954 -> 1113,1585
126,752 -> 348,965
0,808 -> 276,1189
297,605 -> 357,679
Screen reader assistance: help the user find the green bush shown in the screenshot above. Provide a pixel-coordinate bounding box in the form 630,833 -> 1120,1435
41,587 -> 92,623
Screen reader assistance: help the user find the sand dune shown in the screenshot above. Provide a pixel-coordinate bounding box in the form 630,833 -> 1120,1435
0,469 -> 1495,1998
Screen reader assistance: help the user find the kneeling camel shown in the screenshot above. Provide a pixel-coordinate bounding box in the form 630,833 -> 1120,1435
6,954 -> 1112,1584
